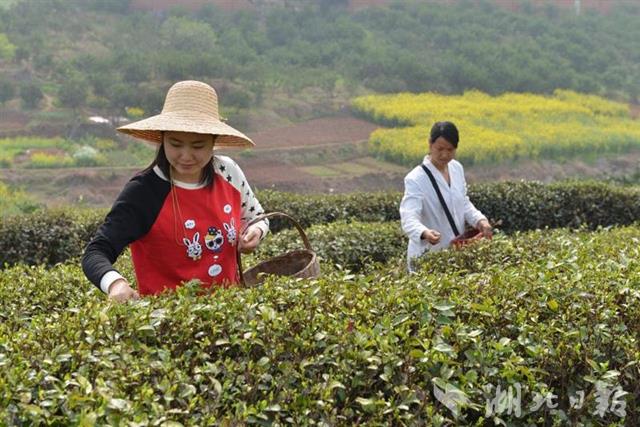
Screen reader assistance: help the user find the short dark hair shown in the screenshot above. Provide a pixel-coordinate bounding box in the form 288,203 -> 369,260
429,121 -> 459,148
142,133 -> 215,186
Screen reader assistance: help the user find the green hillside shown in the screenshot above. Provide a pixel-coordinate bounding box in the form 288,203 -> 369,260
0,0 -> 639,130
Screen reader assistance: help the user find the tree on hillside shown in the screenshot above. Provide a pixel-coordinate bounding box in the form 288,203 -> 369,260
318,0 -> 349,10
116,52 -> 152,84
59,71 -> 90,139
107,82 -> 138,124
160,16 -> 217,53
19,82 -> 43,109
0,33 -> 16,60
1,0 -> 640,115
84,0 -> 131,14
58,72 -> 88,110
0,77 -> 15,105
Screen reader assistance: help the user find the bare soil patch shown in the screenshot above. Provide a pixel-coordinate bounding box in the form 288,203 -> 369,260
247,116 -> 379,149
0,110 -> 30,137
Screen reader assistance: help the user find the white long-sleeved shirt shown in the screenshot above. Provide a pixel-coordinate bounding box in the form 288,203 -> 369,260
399,156 -> 486,270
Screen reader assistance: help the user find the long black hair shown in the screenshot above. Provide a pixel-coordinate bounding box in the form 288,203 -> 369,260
142,132 -> 216,186
429,121 -> 459,148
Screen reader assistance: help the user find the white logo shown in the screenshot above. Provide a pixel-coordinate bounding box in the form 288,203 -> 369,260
224,204 -> 232,214
208,264 -> 222,277
185,219 -> 196,229
433,381 -> 471,418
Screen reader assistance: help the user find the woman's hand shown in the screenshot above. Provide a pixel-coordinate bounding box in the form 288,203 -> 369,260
421,228 -> 441,244
239,224 -> 263,253
477,219 -> 493,238
108,279 -> 140,302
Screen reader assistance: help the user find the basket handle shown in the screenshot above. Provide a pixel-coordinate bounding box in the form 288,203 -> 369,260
236,211 -> 313,286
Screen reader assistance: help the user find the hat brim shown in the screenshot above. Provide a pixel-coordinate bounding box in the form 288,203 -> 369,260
116,111 -> 254,148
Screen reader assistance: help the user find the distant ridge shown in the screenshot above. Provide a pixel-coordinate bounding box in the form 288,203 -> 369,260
131,0 -> 639,14
130,0 -> 256,12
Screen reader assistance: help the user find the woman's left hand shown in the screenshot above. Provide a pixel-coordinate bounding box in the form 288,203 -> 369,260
477,219 -> 493,238
239,224 -> 263,253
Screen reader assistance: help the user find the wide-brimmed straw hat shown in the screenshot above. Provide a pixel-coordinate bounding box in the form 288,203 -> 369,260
117,80 -> 254,148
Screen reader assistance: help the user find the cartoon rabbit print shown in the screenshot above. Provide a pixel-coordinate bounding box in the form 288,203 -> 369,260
183,232 -> 203,260
224,218 -> 237,246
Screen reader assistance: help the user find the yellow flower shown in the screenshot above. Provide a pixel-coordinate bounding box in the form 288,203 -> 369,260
353,90 -> 640,166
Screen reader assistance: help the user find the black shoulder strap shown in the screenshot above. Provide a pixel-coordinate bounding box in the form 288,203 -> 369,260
421,164 -> 460,236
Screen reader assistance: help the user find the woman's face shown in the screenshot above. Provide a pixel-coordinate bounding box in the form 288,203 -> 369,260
429,136 -> 456,168
163,131 -> 214,183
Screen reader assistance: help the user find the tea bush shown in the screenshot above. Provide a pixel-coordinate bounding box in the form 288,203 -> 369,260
257,190 -> 400,232
258,181 -> 640,234
247,220 -> 405,273
472,180 -> 640,232
1,226 -> 638,425
1,181 -> 639,267
0,209 -> 103,266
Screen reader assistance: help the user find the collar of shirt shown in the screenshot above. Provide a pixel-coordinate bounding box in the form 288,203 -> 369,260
153,165 -> 206,190
422,156 -> 451,188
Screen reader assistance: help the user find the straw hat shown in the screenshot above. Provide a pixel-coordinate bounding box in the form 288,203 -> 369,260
117,80 -> 254,148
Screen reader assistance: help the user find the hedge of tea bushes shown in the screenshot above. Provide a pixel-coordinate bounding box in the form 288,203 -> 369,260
1,181 -> 639,267
246,220 -> 405,273
471,180 -> 640,233
1,226 -> 639,425
256,189 -> 401,232
259,180 -> 640,234
0,209 -> 104,266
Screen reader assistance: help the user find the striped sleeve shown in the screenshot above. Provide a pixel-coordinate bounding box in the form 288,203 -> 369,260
214,155 -> 269,238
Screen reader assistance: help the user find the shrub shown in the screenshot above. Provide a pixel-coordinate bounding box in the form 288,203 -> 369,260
472,181 -> 640,233
72,145 -> 106,167
258,181 -> 640,234
257,190 -> 400,232
0,77 -> 15,104
1,181 -> 639,267
125,106 -> 144,119
246,220 -> 404,273
26,152 -> 74,168
0,152 -> 12,168
0,225 -> 638,424
0,210 -> 103,266
0,182 -> 41,217
19,82 -> 43,109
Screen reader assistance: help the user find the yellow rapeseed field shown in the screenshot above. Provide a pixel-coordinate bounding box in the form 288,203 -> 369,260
352,90 -> 640,166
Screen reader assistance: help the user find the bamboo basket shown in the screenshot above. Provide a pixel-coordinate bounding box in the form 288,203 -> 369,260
237,212 -> 320,287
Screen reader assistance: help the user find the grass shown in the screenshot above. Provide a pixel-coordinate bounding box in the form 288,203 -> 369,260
299,165 -> 343,177
301,157 -> 407,178
330,161 -> 373,176
355,156 -> 407,173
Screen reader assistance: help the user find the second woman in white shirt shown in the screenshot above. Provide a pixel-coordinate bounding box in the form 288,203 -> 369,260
399,121 -> 492,271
